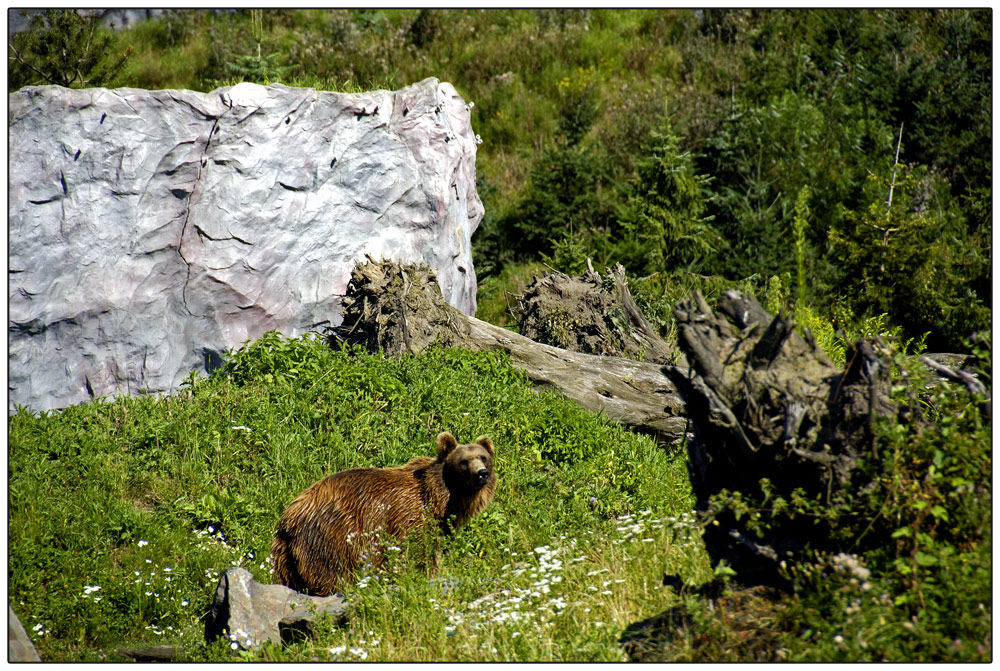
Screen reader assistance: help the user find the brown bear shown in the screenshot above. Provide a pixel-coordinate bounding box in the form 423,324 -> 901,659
271,431 -> 496,595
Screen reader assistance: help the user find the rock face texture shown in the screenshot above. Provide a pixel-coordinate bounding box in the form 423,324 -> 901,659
8,605 -> 42,662
9,78 -> 483,413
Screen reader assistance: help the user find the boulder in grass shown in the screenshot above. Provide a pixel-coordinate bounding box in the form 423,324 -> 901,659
204,567 -> 347,651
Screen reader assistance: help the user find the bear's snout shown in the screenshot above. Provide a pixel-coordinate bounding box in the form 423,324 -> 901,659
476,468 -> 491,485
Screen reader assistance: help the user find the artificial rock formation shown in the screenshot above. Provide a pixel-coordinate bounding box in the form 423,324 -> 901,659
9,78 -> 483,413
8,605 -> 42,662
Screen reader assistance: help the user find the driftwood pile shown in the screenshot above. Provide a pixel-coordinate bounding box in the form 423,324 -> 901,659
330,260 -> 985,587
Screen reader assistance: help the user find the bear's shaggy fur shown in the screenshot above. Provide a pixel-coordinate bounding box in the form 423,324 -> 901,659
271,432 -> 496,595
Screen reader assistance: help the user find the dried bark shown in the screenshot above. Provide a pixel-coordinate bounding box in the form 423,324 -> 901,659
513,260 -> 686,366
669,290 -> 896,587
330,260 -> 689,445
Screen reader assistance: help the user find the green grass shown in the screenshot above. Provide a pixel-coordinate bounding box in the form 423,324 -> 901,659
9,334 -> 707,662
9,329 -> 990,663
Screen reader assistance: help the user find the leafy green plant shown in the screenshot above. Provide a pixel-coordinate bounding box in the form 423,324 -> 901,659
208,9 -> 292,86
497,141 -> 616,263
831,161 -> 988,349
792,185 -> 811,305
555,66 -> 602,146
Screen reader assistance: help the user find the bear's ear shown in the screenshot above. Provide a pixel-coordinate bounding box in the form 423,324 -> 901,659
476,436 -> 494,456
436,432 -> 458,460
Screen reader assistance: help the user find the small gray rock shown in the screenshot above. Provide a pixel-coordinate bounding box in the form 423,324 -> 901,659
8,605 -> 41,662
204,567 -> 347,651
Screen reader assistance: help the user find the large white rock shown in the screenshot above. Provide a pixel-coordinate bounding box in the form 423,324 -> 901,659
9,78 -> 484,413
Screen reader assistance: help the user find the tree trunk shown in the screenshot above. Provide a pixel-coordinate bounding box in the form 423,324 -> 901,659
330,260 -> 690,445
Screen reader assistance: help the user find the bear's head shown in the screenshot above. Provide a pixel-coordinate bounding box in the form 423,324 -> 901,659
437,431 -> 496,495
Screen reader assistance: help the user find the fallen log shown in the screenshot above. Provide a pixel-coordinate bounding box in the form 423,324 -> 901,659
329,260 -> 690,445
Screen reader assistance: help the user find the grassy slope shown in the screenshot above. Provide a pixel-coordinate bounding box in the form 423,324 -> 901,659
9,336 -> 707,662
8,9 -> 990,662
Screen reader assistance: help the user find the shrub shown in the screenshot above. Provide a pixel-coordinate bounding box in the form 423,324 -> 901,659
616,122 -> 721,275
496,141 -> 617,262
831,162 -> 990,350
8,9 -> 132,89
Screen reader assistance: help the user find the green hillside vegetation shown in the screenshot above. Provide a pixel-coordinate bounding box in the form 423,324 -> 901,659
8,8 -> 992,662
8,335 -> 991,662
9,9 -> 991,350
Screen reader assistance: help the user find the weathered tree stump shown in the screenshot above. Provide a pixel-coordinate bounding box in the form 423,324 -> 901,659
668,290 -> 896,587
513,260 -> 686,366
330,260 -> 690,445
